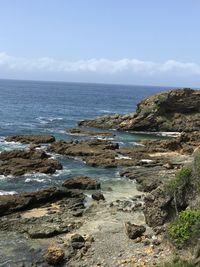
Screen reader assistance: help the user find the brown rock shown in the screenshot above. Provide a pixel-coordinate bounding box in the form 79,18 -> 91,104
0,148 -> 62,176
45,245 -> 65,266
125,222 -> 146,239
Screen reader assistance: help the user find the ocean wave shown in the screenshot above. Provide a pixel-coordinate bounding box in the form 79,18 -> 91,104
0,190 -> 17,195
100,109 -> 113,114
36,116 -> 64,124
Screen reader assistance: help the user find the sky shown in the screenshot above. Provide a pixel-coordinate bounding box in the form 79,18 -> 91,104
0,0 -> 200,87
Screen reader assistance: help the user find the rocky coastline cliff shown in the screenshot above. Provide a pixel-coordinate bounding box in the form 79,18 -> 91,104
79,88 -> 200,132
1,88 -> 200,267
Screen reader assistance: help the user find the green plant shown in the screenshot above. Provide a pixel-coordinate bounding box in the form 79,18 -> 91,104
166,167 -> 192,194
194,152 -> 200,175
142,107 -> 152,116
156,95 -> 167,106
168,209 -> 200,247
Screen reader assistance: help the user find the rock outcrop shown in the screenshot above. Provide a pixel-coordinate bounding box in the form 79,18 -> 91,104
79,88 -> 200,132
6,135 -> 56,144
0,148 -> 62,176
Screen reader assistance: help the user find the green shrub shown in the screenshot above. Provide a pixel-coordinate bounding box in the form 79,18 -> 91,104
156,95 -> 167,106
166,167 -> 192,194
194,152 -> 200,175
168,209 -> 200,247
142,107 -> 152,116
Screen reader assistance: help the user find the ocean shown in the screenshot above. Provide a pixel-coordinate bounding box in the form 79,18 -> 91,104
0,79 -> 168,198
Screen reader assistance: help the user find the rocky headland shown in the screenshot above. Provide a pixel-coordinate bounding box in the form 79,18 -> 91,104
79,88 -> 200,132
1,88 -> 200,267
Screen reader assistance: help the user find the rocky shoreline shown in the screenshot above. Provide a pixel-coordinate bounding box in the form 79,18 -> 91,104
1,88 -> 200,266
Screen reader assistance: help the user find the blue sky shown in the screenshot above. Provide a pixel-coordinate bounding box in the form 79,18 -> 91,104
0,0 -> 200,86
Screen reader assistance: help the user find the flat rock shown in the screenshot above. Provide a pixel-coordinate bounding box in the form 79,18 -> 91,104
6,135 -> 56,144
66,128 -> 113,137
0,187 -> 84,216
0,148 -> 62,176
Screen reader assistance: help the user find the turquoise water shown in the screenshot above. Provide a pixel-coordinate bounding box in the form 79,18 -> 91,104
0,79 -> 168,194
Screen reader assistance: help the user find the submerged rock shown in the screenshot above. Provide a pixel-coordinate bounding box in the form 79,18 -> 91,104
6,134 -> 56,144
79,88 -> 200,132
63,176 -> 101,190
66,128 -> 113,137
0,148 -> 62,176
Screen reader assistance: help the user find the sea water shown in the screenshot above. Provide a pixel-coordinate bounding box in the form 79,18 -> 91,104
0,79 -> 168,196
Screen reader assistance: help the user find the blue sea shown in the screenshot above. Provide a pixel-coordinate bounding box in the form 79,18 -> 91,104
0,79 -> 169,197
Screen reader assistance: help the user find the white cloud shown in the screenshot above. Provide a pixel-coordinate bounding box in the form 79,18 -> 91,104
0,52 -> 200,76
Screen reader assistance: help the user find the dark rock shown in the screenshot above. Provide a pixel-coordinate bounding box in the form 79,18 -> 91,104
6,135 -> 55,144
0,187 -> 85,216
92,192 -> 105,201
0,148 -> 62,176
44,245 -> 65,266
71,234 -> 85,249
63,176 -> 100,190
125,222 -> 146,239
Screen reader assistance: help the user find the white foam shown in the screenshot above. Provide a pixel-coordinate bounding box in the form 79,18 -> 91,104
36,116 -> 64,124
115,154 -> 132,160
158,132 -> 181,137
53,168 -> 71,177
130,142 -> 145,147
0,190 -> 17,195
140,159 -> 153,163
25,177 -> 47,183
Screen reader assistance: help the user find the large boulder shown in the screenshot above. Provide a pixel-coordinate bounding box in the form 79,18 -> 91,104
6,135 -> 56,144
63,176 -> 101,190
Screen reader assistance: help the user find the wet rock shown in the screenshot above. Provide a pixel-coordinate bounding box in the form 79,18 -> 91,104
63,176 -> 101,190
92,192 -> 105,201
125,222 -> 146,239
45,245 -> 65,266
6,135 -> 56,144
0,148 -> 62,176
0,187 -> 85,216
